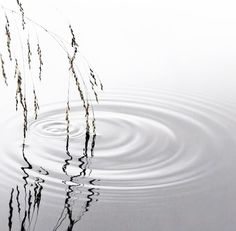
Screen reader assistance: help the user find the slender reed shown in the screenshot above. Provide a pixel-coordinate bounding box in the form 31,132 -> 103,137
0,0 -> 103,146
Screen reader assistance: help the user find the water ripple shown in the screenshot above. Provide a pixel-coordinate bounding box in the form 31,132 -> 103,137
1,89 -> 236,203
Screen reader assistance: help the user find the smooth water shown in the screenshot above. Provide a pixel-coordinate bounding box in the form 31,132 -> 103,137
1,88 -> 236,231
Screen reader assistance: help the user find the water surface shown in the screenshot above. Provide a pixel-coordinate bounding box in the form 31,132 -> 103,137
1,88 -> 236,231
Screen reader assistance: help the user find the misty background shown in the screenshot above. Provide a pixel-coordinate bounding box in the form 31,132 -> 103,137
0,0 -> 236,103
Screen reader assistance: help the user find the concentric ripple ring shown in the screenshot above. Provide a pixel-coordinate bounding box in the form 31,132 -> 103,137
0,89 -> 236,202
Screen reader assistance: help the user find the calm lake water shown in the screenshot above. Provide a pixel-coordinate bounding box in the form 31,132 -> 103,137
1,86 -> 236,231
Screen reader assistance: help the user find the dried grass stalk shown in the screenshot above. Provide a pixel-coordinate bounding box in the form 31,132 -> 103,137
89,68 -> 97,86
0,54 -> 8,86
100,82 -> 103,90
85,102 -> 90,132
68,54 -> 91,131
15,69 -> 28,138
90,68 -> 103,91
68,52 -> 86,111
15,69 -> 23,111
33,89 -> 39,119
0,3 -> 103,143
27,37 -> 32,69
23,96 -> 28,139
68,25 -> 92,132
89,80 -> 99,102
89,68 -> 103,101
14,59 -> 19,79
16,0 -> 26,30
5,14 -> 12,61
37,43 -> 43,81
69,24 -> 78,48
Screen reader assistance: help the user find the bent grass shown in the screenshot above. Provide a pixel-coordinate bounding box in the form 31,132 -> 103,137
0,0 -> 103,146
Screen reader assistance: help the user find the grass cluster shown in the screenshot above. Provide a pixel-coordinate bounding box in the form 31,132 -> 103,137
0,0 -> 103,146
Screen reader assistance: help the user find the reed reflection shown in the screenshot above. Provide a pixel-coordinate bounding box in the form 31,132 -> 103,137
8,132 -> 99,231
53,133 -> 99,231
